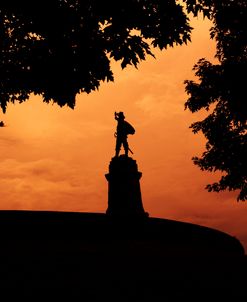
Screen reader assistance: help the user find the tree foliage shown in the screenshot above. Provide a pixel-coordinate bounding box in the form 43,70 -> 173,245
0,0 -> 195,112
185,0 -> 247,200
1,1 -> 246,201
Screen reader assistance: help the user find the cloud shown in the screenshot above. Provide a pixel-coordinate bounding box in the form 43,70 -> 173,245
0,158 -> 106,212
135,93 -> 184,121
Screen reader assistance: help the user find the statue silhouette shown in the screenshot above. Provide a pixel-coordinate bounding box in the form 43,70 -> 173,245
114,112 -> 135,157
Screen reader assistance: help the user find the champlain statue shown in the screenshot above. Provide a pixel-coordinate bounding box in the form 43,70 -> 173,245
114,112 -> 135,157
105,112 -> 148,217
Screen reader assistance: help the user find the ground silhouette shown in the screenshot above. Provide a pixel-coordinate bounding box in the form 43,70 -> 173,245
0,211 -> 245,300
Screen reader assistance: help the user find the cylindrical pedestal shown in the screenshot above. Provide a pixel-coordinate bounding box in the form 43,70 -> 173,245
105,156 -> 147,217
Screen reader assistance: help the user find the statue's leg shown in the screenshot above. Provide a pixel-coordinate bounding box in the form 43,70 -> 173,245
115,137 -> 121,157
123,137 -> 129,157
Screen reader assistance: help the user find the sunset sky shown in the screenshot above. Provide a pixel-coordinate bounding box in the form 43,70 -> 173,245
0,16 -> 246,251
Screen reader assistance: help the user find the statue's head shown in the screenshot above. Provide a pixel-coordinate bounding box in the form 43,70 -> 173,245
117,112 -> 125,119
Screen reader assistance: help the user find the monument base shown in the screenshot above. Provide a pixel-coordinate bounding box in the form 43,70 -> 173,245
105,155 -> 148,217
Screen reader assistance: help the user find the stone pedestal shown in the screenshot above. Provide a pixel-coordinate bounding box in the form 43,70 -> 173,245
105,155 -> 147,217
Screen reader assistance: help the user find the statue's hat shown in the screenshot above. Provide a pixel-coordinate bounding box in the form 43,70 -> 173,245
118,112 -> 125,119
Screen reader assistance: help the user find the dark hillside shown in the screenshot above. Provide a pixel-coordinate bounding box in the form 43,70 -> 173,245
0,211 -> 245,300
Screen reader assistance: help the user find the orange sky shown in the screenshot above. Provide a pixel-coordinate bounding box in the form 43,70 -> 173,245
0,16 -> 247,251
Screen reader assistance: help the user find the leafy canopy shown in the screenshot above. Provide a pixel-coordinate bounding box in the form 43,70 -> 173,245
1,0 -> 245,201
185,0 -> 247,201
0,0 -> 198,112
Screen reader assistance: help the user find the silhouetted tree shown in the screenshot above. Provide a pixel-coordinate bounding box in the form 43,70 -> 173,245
185,0 -> 247,201
2,1 -> 245,200
0,0 -> 200,112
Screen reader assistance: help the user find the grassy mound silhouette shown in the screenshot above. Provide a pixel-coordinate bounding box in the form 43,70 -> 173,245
0,211 -> 245,300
